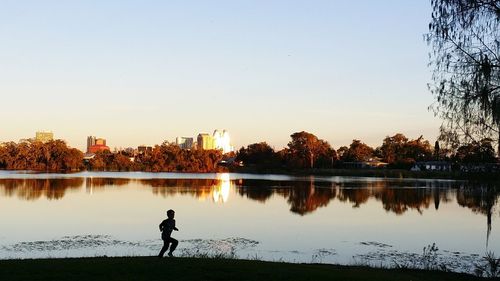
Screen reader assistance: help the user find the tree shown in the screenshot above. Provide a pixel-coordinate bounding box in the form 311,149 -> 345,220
427,0 -> 500,156
336,146 -> 349,160
236,142 -> 279,169
286,131 -> 336,169
380,134 -> 433,167
380,133 -> 408,163
404,136 -> 433,162
341,140 -> 374,162
454,138 -> 497,163
434,141 -> 441,160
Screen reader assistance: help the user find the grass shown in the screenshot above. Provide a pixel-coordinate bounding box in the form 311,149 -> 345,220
0,256 -> 495,281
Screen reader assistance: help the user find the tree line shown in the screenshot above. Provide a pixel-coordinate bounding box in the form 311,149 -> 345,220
87,143 -> 223,172
0,131 -> 497,172
0,140 -> 223,172
236,131 -> 498,170
0,140 -> 83,171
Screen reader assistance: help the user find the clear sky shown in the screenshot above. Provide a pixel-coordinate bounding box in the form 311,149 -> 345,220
0,0 -> 441,151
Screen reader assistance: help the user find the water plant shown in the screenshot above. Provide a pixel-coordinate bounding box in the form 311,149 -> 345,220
474,251 -> 500,278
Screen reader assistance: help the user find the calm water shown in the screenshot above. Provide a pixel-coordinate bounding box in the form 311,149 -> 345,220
0,171 -> 499,273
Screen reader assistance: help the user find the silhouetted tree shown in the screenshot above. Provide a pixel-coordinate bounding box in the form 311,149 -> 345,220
434,141 -> 441,160
454,138 -> 497,163
236,142 -> 280,169
427,0 -> 500,156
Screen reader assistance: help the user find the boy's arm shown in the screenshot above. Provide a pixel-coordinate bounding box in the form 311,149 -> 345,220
159,221 -> 164,232
173,220 -> 179,231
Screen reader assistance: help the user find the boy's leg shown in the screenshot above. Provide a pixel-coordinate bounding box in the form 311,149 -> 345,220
168,237 -> 178,255
158,239 -> 170,257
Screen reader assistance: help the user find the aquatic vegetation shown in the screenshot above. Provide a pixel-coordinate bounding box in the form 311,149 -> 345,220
474,251 -> 500,278
353,242 -> 482,274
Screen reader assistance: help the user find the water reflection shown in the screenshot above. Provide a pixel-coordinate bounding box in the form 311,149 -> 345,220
0,178 -> 83,200
1,176 -> 498,219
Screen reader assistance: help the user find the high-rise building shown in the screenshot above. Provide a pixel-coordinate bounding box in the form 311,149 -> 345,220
196,130 -> 233,152
87,136 -> 96,152
138,145 -> 153,154
35,131 -> 53,143
176,137 -> 194,150
197,133 -> 215,150
213,129 -> 233,153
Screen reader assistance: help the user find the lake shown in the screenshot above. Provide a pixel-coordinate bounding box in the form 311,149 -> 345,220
0,171 -> 498,273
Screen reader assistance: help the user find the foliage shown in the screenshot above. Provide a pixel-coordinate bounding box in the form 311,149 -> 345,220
340,140 -> 374,162
474,251 -> 500,278
0,140 -> 83,171
380,134 -> 433,167
88,143 -> 224,172
285,131 -> 337,169
427,0 -> 500,154
454,138 -> 497,162
421,243 -> 441,270
236,142 -> 280,169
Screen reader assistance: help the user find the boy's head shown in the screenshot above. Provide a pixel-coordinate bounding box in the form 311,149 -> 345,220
167,209 -> 175,218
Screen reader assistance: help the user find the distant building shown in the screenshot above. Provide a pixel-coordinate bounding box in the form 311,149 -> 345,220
83,153 -> 96,160
213,129 -> 233,153
197,133 -> 215,150
176,137 -> 194,150
18,138 -> 33,144
123,147 -> 135,156
35,131 -> 53,143
88,144 -> 110,153
87,136 -> 107,153
411,161 -> 451,172
138,146 -> 153,154
87,136 -> 97,152
197,130 -> 234,153
95,138 -> 106,146
342,158 -> 388,169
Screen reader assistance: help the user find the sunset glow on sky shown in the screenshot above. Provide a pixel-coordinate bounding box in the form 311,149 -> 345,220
0,1 -> 440,150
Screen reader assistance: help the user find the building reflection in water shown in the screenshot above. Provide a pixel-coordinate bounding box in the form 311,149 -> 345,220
85,177 -> 131,195
142,175 -> 233,204
212,173 -> 231,203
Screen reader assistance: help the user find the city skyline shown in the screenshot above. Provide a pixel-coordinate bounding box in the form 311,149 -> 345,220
0,1 -> 441,151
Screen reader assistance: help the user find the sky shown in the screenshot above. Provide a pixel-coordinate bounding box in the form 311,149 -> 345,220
0,0 -> 441,151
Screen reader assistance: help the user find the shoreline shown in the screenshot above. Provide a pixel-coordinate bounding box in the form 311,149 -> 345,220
0,256 -> 488,281
1,168 -> 498,182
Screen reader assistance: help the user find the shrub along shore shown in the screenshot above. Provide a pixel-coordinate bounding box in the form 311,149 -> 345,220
0,256 -> 490,281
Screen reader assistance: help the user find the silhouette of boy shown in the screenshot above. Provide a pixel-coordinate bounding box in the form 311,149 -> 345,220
158,209 -> 179,258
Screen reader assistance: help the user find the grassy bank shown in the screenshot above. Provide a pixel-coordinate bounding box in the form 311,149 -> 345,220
0,256 -> 493,281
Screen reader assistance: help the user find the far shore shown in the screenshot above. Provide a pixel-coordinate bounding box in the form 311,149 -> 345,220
230,167 -> 500,181
0,167 -> 499,181
0,167 -> 500,182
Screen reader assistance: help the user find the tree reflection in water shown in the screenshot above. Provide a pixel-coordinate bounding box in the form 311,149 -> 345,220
0,178 -> 83,200
0,176 -> 498,220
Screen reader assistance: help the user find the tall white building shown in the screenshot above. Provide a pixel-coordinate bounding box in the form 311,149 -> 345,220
213,129 -> 233,154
